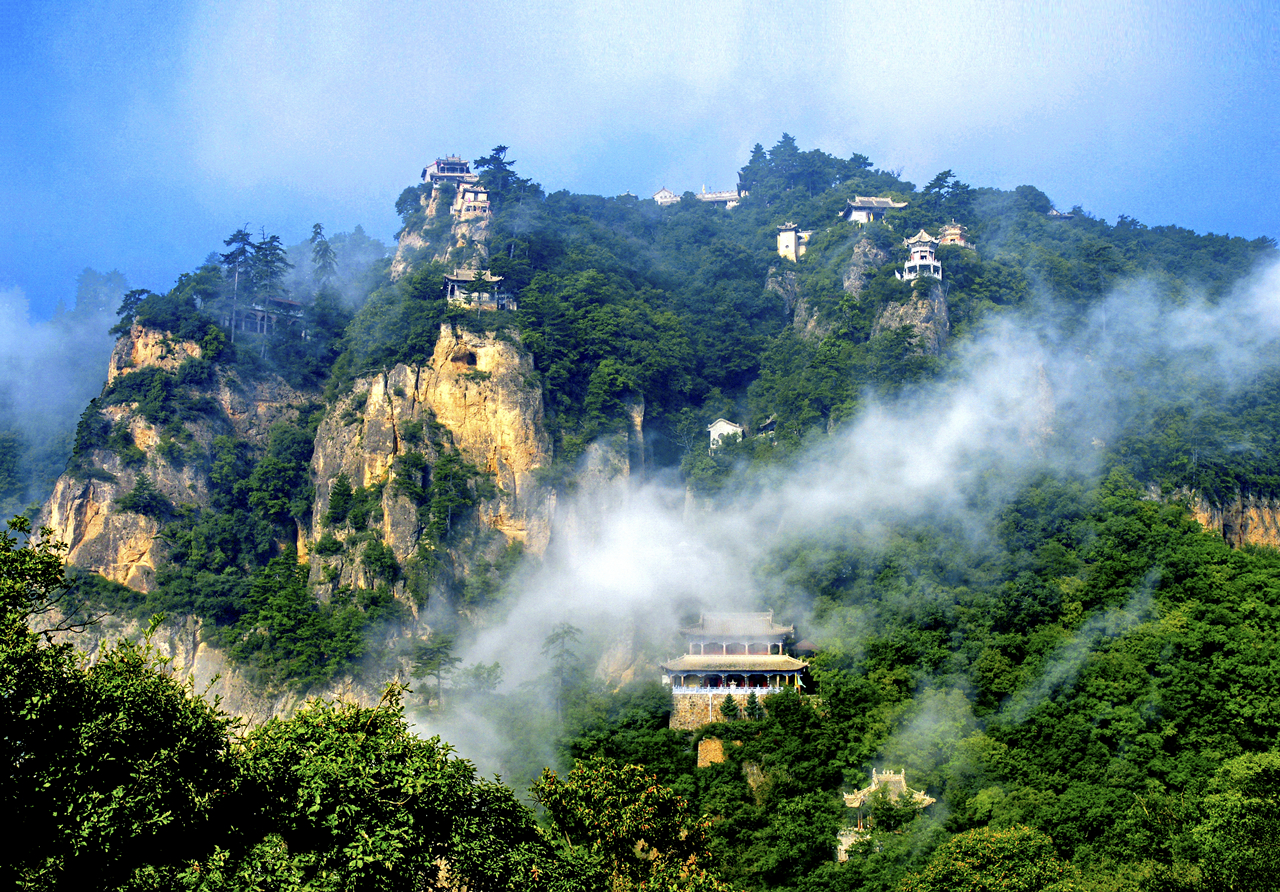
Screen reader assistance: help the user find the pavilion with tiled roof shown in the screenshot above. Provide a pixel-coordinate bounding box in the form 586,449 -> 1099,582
661,611 -> 808,691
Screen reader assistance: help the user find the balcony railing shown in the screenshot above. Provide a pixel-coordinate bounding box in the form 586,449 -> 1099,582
670,685 -> 787,695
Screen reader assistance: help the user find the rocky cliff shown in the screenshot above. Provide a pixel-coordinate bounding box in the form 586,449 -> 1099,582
44,324 -> 313,591
871,280 -> 949,356
307,325 -> 554,597
390,186 -> 490,279
1190,493 -> 1280,548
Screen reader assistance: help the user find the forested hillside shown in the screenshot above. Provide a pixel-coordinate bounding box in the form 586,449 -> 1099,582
6,136 -> 1280,891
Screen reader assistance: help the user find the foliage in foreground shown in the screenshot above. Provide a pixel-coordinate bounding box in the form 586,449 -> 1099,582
1,517 -> 739,891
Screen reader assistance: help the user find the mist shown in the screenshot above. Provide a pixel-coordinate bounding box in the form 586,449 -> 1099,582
421,258 -> 1280,777
0,275 -> 120,514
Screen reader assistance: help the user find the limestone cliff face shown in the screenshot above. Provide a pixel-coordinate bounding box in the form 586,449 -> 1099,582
1190,494 -> 1280,548
872,281 -> 949,356
43,325 -> 315,591
51,613 -> 394,721
843,237 -> 890,295
107,323 -> 204,385
308,325 -> 553,592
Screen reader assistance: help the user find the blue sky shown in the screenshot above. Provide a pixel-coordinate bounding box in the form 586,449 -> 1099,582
2,0 -> 1277,319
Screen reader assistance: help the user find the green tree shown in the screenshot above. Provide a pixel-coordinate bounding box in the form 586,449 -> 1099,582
310,222 -> 338,284
532,755 -> 737,892
1193,751 -> 1280,891
412,634 -> 461,707
543,622 -> 582,720
899,824 -> 1079,892
720,692 -> 741,721
2,519 -> 237,888
195,690 -> 567,892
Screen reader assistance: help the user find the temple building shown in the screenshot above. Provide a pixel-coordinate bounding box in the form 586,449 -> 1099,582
653,186 -> 747,209
445,269 -> 516,311
938,220 -> 972,247
422,155 -> 479,186
663,611 -> 809,730
839,196 -> 908,224
451,183 -> 491,220
896,229 -> 943,282
777,222 -> 813,262
227,296 -> 305,337
843,769 -> 935,831
707,418 -> 745,451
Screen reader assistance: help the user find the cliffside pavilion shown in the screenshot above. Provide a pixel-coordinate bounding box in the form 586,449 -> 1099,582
896,229 -> 943,282
445,269 -> 516,311
663,611 -> 809,729
451,183 -> 491,220
938,220 -> 972,247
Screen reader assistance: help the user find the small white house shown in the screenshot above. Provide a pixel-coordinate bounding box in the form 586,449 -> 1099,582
707,418 -> 745,452
653,188 -> 680,206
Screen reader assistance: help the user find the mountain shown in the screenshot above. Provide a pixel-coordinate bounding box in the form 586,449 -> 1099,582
15,136 -> 1280,890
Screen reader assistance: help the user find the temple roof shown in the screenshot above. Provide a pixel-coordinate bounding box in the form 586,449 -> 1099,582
844,769 -> 935,808
661,654 -> 808,673
848,196 -> 908,209
445,269 -> 503,284
904,229 -> 938,245
681,611 -> 793,638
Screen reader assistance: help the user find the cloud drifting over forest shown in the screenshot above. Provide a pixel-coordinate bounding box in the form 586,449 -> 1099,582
460,260 -> 1280,699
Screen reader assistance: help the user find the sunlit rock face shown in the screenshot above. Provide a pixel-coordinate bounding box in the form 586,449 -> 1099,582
46,611 -> 392,720
44,325 -> 315,591
107,323 -> 203,386
308,325 -> 555,594
1191,494 -> 1280,548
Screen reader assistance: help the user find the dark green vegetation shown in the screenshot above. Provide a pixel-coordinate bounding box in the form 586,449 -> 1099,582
3,520 -> 721,891
13,137 -> 1280,890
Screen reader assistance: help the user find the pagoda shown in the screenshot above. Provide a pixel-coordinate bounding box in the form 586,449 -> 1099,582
896,229 -> 943,282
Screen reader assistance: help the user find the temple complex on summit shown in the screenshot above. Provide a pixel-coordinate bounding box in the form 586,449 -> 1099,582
422,156 -> 479,186
663,611 -> 809,729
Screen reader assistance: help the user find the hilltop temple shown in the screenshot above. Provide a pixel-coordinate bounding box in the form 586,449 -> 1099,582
839,195 -> 908,224
422,155 -> 479,186
662,611 -> 808,730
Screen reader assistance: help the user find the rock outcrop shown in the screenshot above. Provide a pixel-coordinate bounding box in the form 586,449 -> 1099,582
107,324 -> 203,385
872,280 -> 949,356
1190,493 -> 1280,548
308,325 -> 554,594
49,613 -> 393,721
43,324 -> 315,591
843,237 -> 890,295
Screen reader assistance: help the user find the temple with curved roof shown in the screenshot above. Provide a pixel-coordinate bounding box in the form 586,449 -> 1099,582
662,611 -> 809,729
